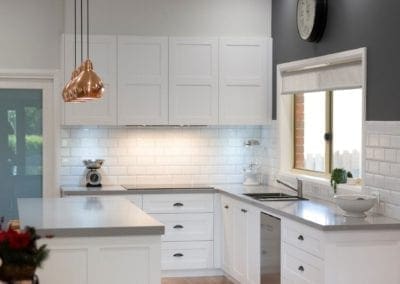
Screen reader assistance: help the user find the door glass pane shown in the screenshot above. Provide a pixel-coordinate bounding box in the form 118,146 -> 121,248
0,89 -> 43,221
294,92 -> 326,172
332,89 -> 362,178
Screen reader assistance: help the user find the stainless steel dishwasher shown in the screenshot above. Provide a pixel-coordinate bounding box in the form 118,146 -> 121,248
260,212 -> 281,284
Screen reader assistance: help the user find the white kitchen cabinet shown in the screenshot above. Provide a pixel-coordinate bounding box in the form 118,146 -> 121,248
219,37 -> 272,125
282,218 -> 400,284
142,193 -> 216,273
37,235 -> 161,284
221,195 -> 260,284
142,193 -> 214,214
118,36 -> 169,125
161,241 -> 214,270
62,34 -> 117,125
169,37 -> 219,125
151,213 -> 213,242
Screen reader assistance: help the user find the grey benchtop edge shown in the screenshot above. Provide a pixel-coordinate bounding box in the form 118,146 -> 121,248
61,186 -> 217,196
36,226 -> 165,238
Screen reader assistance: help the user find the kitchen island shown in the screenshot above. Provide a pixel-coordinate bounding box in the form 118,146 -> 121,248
18,196 -> 164,284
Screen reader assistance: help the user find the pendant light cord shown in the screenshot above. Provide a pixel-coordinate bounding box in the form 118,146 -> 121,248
80,0 -> 83,63
87,0 -> 89,59
74,0 -> 77,69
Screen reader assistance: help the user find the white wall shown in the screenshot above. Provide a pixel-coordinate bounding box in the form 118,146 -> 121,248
0,0 -> 270,69
65,0 -> 271,36
0,0 -> 64,69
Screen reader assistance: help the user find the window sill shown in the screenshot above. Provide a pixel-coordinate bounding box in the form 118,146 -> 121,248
278,171 -> 362,194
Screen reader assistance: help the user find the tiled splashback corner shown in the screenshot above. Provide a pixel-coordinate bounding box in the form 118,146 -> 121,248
364,121 -> 400,219
260,121 -> 279,185
60,126 -> 266,186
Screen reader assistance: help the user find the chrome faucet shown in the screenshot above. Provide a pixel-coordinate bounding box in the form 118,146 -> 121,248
276,178 -> 303,198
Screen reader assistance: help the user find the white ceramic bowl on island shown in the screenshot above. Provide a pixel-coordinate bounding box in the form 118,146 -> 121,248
334,194 -> 377,218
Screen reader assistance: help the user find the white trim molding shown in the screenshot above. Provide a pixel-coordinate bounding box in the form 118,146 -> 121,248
276,48 -> 367,185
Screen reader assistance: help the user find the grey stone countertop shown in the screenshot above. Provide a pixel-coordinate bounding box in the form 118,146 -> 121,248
60,184 -> 400,231
18,196 -> 165,238
215,184 -> 400,231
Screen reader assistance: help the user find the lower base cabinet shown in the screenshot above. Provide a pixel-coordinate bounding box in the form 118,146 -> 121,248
161,241 -> 214,270
282,219 -> 400,284
221,195 -> 260,284
36,235 -> 161,284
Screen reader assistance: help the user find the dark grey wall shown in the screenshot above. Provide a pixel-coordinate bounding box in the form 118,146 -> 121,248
272,0 -> 400,121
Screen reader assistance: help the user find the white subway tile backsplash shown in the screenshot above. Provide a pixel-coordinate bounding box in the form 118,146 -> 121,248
60,126 -> 264,187
364,121 -> 400,219
391,136 -> 400,149
384,149 -> 397,162
373,148 -> 385,160
367,134 -> 379,146
379,135 -> 391,147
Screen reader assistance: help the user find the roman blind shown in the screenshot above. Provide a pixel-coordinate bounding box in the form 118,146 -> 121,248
280,60 -> 362,95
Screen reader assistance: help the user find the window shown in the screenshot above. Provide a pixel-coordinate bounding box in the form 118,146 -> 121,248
294,89 -> 362,177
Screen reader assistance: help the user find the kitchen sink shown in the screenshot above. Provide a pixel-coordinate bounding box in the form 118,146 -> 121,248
243,192 -> 308,201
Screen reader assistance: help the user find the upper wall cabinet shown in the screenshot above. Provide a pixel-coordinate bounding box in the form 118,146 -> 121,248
62,35 -> 117,125
118,36 -> 169,125
219,38 -> 272,125
169,37 -> 219,125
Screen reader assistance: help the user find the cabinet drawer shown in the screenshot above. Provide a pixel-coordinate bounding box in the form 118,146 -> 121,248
283,220 -> 323,258
161,241 -> 214,270
283,243 -> 324,284
151,213 -> 213,241
143,194 -> 214,213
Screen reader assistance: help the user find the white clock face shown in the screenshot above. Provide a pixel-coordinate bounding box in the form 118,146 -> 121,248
297,0 -> 317,40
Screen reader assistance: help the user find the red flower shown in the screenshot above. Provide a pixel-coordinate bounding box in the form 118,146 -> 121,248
0,231 -> 6,243
6,229 -> 31,250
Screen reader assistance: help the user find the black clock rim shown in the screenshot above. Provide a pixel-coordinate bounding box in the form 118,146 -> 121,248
297,0 -> 328,43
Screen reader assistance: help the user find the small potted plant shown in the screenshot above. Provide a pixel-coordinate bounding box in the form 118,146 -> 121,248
346,171 -> 361,186
0,218 -> 49,284
330,168 -> 347,193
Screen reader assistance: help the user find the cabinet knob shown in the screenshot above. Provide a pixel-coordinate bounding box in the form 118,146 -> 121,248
298,265 -> 304,272
173,202 -> 184,207
224,205 -> 229,209
173,253 -> 184,257
173,224 -> 184,229
241,209 -> 248,213
298,235 -> 304,241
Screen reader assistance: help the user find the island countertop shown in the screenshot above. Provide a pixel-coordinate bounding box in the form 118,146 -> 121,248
18,196 -> 165,237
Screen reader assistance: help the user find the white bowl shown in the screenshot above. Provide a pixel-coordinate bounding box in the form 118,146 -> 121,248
334,194 -> 377,218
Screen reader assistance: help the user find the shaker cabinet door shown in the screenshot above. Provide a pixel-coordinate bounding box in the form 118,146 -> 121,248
169,37 -> 219,125
117,36 -> 169,125
219,37 -> 272,125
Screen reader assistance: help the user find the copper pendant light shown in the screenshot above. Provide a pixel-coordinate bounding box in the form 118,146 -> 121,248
74,0 -> 104,101
62,0 -> 104,102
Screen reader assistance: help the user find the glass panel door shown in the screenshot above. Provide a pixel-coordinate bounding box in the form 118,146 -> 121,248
0,89 -> 43,220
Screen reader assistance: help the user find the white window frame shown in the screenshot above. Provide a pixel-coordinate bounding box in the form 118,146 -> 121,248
0,69 -> 61,197
276,48 -> 367,186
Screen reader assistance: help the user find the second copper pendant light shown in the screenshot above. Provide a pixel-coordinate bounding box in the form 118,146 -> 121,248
62,0 -> 104,103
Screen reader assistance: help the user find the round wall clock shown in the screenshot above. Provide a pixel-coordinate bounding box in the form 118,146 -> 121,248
297,0 -> 327,42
